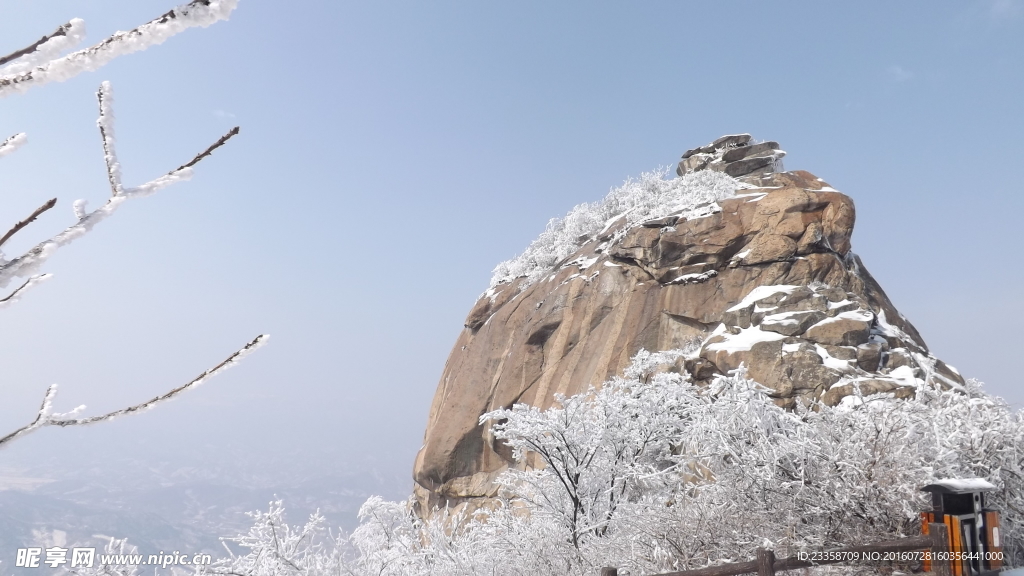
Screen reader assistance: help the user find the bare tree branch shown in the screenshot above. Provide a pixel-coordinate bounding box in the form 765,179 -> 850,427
0,198 -> 57,249
0,334 -> 268,448
0,21 -> 76,68
0,0 -> 237,99
173,126 -> 240,173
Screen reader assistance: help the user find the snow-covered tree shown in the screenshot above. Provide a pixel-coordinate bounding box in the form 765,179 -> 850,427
204,501 -> 346,576
478,361 -> 1024,575
481,349 -> 696,551
167,347 -> 1020,576
206,346 -> 1022,576
0,0 -> 266,448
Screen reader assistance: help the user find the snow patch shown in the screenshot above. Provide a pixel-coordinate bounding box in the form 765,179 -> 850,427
874,310 -> 921,348
566,255 -> 599,271
762,310 -> 817,326
667,270 -> 718,285
807,308 -> 873,329
705,325 -> 787,354
923,478 -> 996,493
886,366 -> 919,387
910,351 -> 965,391
814,345 -> 852,371
735,192 -> 768,202
726,285 -> 800,313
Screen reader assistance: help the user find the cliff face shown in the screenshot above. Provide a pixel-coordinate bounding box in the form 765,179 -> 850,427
412,135 -> 964,518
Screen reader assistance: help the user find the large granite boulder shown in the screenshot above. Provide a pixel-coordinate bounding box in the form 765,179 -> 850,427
411,137 -> 965,518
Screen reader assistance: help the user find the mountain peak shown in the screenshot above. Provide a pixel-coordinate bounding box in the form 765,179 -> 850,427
412,139 -> 963,519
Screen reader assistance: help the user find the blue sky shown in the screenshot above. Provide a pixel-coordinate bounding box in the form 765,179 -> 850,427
0,0 -> 1021,492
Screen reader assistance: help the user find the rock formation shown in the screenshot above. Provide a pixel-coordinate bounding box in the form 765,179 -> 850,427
412,134 -> 965,518
676,133 -> 786,179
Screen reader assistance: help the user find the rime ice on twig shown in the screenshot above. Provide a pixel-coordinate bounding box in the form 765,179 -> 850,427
0,334 -> 268,448
0,20 -> 86,75
0,133 -> 28,158
96,82 -> 122,196
0,0 -> 262,456
0,274 -> 51,307
0,83 -> 240,289
0,0 -> 238,99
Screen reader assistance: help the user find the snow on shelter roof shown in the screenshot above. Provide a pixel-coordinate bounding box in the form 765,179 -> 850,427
920,478 -> 996,494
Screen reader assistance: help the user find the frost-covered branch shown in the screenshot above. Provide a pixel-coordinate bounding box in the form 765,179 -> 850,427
0,0 -> 237,98
0,82 -> 240,289
0,20 -> 85,72
0,133 -> 28,158
0,274 -> 51,308
0,334 -> 268,448
96,83 -> 122,196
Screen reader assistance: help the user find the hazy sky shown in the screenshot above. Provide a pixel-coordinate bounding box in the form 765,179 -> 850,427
0,0 -> 1021,492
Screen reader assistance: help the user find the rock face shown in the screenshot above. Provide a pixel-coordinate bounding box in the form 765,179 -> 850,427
677,133 -> 786,179
411,135 -> 965,519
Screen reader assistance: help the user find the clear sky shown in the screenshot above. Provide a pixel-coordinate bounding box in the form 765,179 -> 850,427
0,0 -> 1022,494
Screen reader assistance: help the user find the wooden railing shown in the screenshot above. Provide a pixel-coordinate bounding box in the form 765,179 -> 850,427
601,523 -> 951,576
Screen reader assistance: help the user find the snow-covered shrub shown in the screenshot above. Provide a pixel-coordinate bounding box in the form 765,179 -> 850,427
203,501 -> 344,576
489,169 -> 747,289
349,496 -> 430,574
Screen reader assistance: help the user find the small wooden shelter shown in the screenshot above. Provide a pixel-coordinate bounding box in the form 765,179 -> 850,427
921,478 -> 1003,576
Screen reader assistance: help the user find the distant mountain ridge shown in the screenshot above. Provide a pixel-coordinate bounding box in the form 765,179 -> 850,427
0,459 -> 407,575
412,134 -> 965,518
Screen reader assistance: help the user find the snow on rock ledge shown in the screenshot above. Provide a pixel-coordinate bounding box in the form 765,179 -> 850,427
703,282 -> 962,408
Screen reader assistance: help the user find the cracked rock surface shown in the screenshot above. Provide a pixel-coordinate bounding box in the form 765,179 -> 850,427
412,138 -> 965,519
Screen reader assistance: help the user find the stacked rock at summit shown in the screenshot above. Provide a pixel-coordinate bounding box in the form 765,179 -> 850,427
676,133 -> 786,179
412,134 -> 964,519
